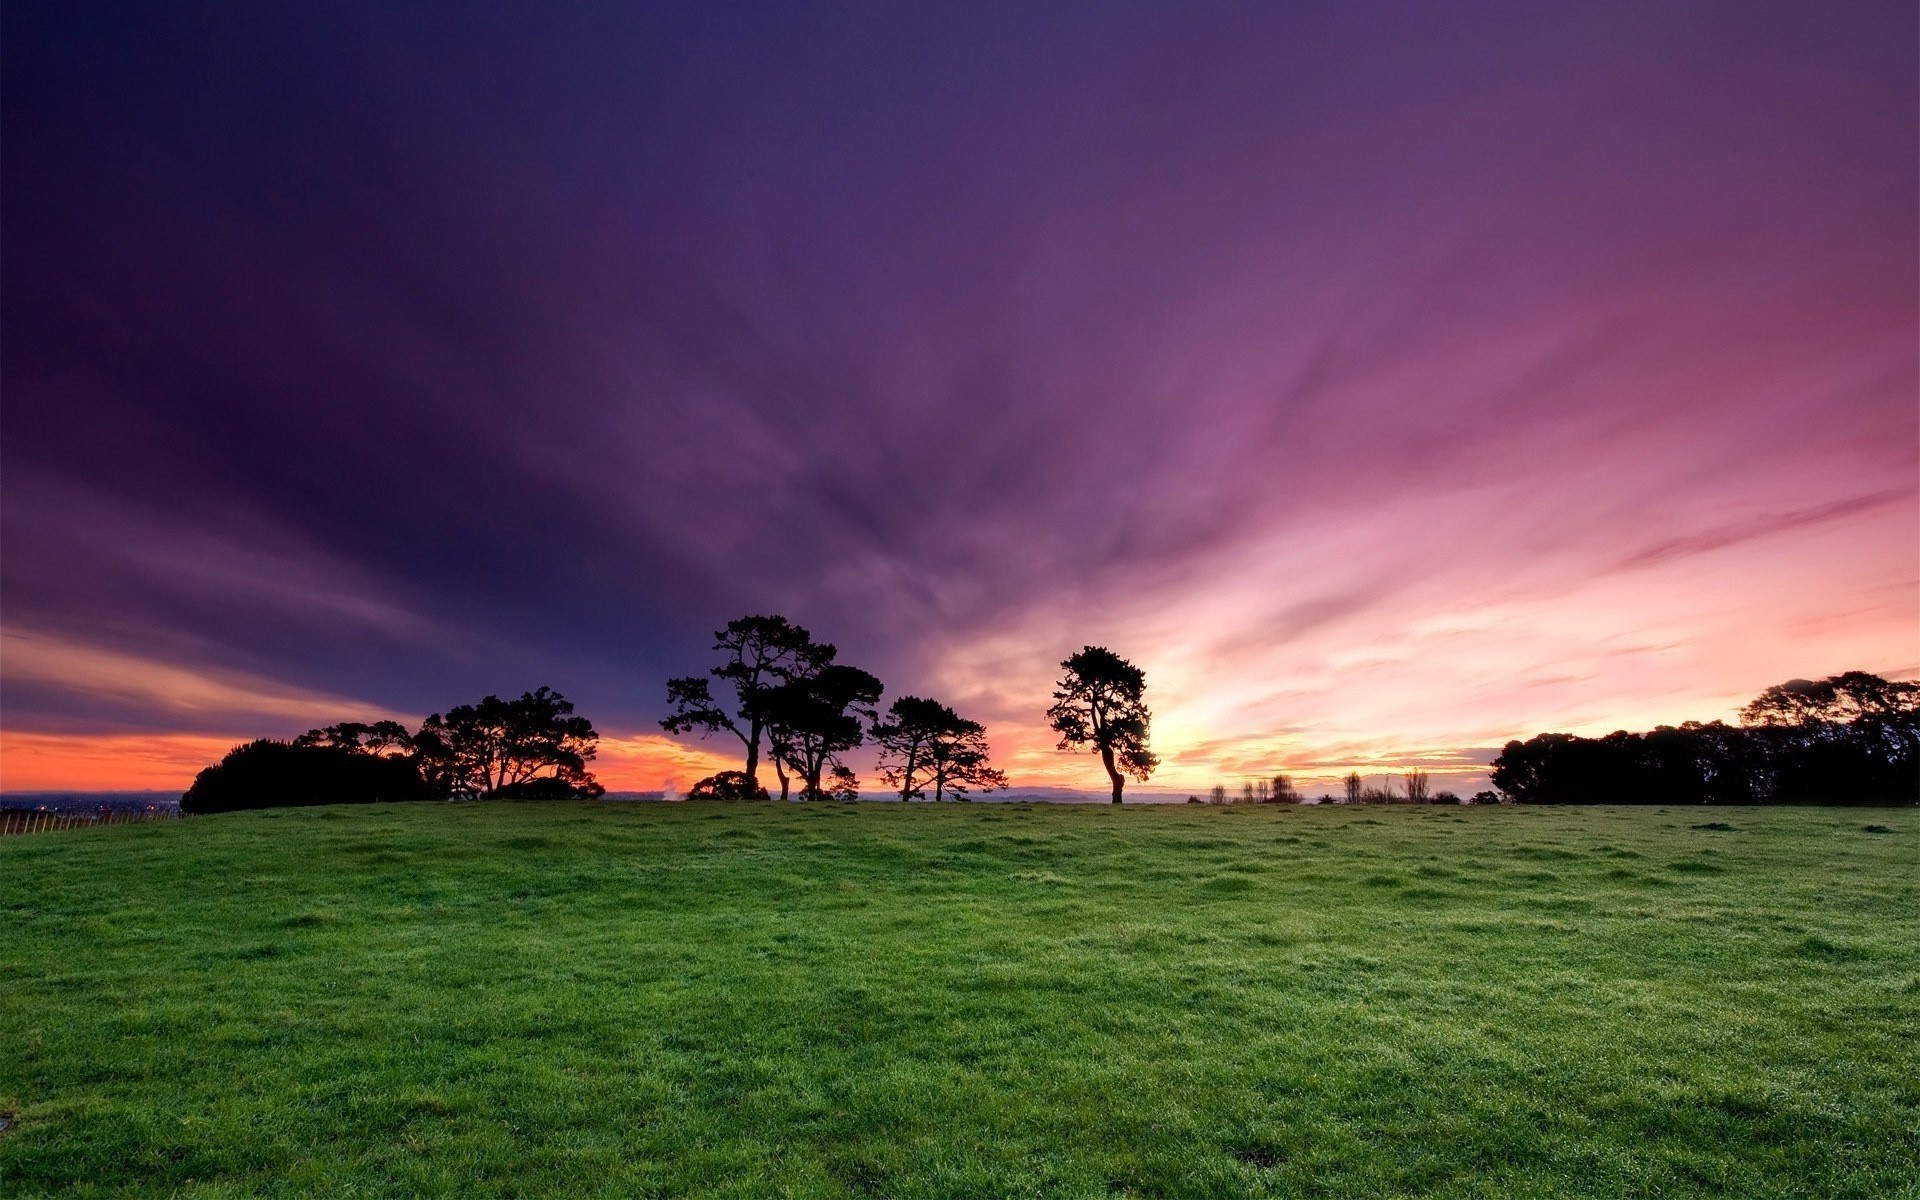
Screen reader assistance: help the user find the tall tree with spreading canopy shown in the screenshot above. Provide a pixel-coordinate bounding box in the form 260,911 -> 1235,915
760,661 -> 884,801
873,696 -> 1009,802
1047,645 -> 1158,803
660,615 -> 830,796
414,687 -> 602,799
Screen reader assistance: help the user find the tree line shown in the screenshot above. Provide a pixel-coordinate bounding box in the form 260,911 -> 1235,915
1489,672 -> 1919,805
179,615 -> 1163,811
179,618 -> 1913,812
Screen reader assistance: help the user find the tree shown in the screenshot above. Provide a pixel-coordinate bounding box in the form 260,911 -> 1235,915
1488,670 -> 1920,805
873,696 -> 1008,802
1046,646 -> 1158,803
415,687 -> 601,799
688,771 -> 770,801
661,616 -> 829,797
1404,770 -> 1431,803
292,720 -> 416,756
1741,671 -> 1920,727
1343,772 -> 1363,805
761,662 -> 884,801
181,739 -> 430,813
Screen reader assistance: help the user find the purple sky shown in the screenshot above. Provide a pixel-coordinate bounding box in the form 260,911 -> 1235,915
3,1 -> 1915,792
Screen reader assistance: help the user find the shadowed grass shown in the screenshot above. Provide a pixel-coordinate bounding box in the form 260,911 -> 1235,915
2,802 -> 1916,1198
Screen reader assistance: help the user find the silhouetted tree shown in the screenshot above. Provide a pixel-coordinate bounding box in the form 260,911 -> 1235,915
1047,646 -> 1158,803
1343,772 -> 1363,805
292,720 -> 416,756
1271,774 -> 1300,803
873,696 -> 1007,802
688,770 -> 770,801
1404,770 -> 1431,803
1741,671 -> 1920,727
761,662 -> 884,801
1492,671 -> 1919,805
415,687 -> 601,800
661,616 -> 830,797
182,739 -> 430,813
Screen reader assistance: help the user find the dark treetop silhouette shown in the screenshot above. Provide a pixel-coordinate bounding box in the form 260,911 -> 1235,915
1491,671 -> 1919,805
182,688 -> 602,812
1047,646 -> 1159,803
661,616 -> 831,799
872,696 -> 1009,802
415,687 -> 601,800
760,661 -> 885,802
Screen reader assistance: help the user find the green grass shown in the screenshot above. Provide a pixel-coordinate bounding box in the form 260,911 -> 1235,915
3,802 -> 1915,1198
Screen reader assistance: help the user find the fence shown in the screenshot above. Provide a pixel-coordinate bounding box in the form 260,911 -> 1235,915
0,808 -> 182,837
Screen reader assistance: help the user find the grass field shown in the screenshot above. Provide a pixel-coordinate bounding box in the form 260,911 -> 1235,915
2,801 -> 1915,1198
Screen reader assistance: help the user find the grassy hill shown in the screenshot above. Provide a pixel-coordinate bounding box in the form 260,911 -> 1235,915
2,801 -> 1914,1198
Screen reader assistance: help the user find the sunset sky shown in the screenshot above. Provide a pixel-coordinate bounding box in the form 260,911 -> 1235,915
3,1 -> 1915,796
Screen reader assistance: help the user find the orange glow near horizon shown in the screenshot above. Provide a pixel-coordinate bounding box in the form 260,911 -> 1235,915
3,491 -> 1911,797
0,729 -> 743,796
0,732 -> 259,793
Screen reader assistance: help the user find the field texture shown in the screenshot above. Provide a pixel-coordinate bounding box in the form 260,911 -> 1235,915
2,801 -> 1915,1198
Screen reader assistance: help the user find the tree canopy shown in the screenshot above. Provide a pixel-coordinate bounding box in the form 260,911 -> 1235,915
1047,645 -> 1157,803
873,696 -> 1008,802
761,661 -> 884,801
413,687 -> 603,800
181,739 -> 432,814
661,615 -> 830,796
1493,672 -> 1918,805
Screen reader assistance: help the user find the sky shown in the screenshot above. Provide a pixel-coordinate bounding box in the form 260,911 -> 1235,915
3,1 -> 1915,796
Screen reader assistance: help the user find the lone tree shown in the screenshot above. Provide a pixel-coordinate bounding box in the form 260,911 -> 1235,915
873,696 -> 1009,802
760,661 -> 884,801
661,616 -> 829,796
415,687 -> 602,799
1047,645 -> 1158,803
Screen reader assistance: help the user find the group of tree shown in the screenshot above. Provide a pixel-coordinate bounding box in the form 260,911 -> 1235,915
666,618 -> 1158,802
1196,775 -> 1301,804
1490,671 -> 1919,805
1191,771 -> 1488,805
181,688 -> 602,814
663,616 -> 1026,802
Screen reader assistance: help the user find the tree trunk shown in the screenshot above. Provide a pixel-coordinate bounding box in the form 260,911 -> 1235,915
900,746 -> 918,802
743,721 -> 762,792
1101,744 -> 1124,803
773,757 -> 790,802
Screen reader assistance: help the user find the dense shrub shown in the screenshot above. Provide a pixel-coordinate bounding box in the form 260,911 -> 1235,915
495,776 -> 605,800
688,771 -> 771,801
182,740 -> 431,814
